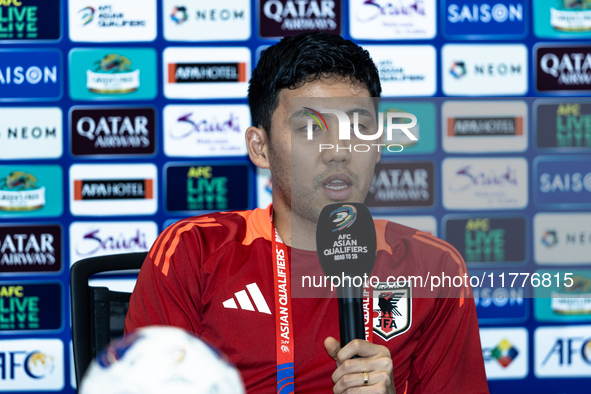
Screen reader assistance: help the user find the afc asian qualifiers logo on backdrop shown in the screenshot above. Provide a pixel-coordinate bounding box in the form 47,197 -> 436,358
163,0 -> 251,41
364,45 -> 436,97
68,0 -> 157,42
371,283 -> 411,341
350,0 -> 436,40
0,0 -> 61,41
444,0 -> 526,38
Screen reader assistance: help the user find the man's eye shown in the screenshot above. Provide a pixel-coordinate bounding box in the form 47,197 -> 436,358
352,123 -> 372,134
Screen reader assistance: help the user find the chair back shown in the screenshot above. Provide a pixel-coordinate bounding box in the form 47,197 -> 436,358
70,252 -> 147,387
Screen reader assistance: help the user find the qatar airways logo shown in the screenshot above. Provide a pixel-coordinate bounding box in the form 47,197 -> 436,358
302,106 -> 417,153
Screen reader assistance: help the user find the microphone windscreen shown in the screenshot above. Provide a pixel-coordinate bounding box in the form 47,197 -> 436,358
316,202 -> 377,284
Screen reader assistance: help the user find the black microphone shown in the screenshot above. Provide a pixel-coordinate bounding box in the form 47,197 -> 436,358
316,202 -> 377,347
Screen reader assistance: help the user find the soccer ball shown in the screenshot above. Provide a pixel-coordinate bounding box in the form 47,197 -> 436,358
79,325 -> 245,394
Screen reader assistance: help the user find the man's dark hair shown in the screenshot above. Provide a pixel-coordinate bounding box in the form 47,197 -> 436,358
248,32 -> 381,135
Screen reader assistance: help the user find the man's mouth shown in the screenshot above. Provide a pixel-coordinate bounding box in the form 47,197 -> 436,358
321,173 -> 354,199
324,179 -> 348,191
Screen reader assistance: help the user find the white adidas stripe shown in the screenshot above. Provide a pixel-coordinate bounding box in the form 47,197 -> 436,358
222,283 -> 271,314
246,283 -> 271,314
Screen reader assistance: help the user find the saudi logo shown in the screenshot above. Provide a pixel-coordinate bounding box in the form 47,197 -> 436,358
79,7 -> 95,26
491,339 -> 519,368
304,107 -> 328,133
329,204 -> 357,232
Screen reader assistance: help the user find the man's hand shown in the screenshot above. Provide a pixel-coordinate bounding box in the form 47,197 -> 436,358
324,337 -> 396,394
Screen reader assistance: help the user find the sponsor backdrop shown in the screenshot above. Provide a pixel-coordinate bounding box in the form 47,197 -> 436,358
1,0 -> 590,392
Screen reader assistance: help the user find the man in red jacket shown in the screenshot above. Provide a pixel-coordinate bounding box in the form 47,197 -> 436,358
126,32 -> 489,394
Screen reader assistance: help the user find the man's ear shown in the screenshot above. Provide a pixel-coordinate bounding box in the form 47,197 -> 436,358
246,126 -> 270,169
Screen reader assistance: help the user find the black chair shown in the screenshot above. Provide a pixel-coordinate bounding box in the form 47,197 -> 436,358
70,252 -> 147,387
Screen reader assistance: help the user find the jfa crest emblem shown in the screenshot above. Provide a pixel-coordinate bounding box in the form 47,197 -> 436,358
372,283 -> 411,341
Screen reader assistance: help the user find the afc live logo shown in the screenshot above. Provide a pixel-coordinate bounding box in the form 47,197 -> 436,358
165,163 -> 250,213
535,102 -> 591,149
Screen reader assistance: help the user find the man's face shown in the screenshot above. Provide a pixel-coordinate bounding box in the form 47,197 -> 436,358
267,77 -> 381,224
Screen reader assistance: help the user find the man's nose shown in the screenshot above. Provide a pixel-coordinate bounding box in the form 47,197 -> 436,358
320,119 -> 351,165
